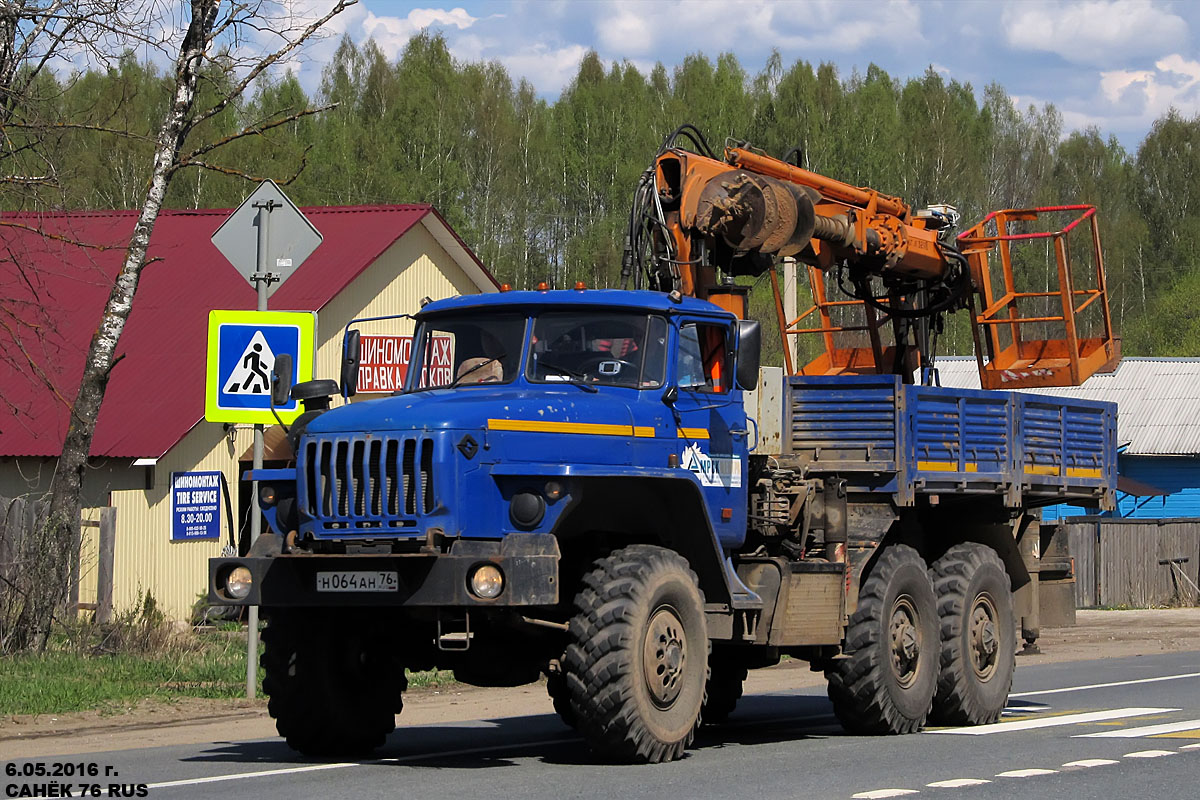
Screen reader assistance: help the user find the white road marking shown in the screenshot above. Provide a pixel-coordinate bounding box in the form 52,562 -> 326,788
148,736 -> 576,789
1183,743 -> 1200,750
1124,749 -> 1176,758
851,791 -> 919,799
1075,719 -> 1200,738
996,768 -> 1058,778
931,707 -> 1178,735
1009,671 -> 1200,699
148,762 -> 359,788
1002,703 -> 1053,716
926,778 -> 991,787
1062,758 -> 1120,768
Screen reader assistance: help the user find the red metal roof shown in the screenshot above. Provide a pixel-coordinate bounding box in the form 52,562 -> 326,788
0,204 -> 491,459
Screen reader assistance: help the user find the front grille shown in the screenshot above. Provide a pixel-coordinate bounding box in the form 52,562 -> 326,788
301,435 -> 436,524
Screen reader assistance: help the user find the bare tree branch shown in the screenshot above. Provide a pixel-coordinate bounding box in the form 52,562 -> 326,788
175,101 -> 333,165
188,0 -> 355,132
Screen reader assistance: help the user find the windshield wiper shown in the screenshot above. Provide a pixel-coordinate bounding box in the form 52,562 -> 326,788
537,361 -> 598,393
447,356 -> 503,389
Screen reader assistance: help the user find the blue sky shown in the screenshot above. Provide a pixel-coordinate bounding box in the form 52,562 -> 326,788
283,0 -> 1200,151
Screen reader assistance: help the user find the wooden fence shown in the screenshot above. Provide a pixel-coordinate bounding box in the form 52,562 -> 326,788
0,495 -> 116,623
1063,518 -> 1200,608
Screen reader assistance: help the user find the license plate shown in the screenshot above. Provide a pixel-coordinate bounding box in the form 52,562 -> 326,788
316,571 -> 399,592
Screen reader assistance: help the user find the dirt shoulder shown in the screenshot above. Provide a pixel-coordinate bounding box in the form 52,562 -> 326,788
5,607 -> 1200,760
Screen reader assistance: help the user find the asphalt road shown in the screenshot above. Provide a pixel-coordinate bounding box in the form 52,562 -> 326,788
5,649 -> 1200,800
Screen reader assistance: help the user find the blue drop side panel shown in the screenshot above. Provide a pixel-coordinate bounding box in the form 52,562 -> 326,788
789,375 -> 899,470
909,386 -> 1010,478
788,375 -> 1116,505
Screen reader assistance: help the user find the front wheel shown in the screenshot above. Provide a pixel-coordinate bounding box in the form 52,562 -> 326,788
929,543 -> 1016,725
826,544 -> 938,734
562,545 -> 708,763
261,609 -> 403,756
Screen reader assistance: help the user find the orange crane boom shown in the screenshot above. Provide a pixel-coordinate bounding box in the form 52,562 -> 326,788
623,125 -> 1118,389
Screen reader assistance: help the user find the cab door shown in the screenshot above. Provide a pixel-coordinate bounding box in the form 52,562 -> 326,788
672,318 -> 748,548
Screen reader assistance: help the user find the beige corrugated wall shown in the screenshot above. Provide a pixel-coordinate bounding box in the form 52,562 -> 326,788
102,220 -> 488,620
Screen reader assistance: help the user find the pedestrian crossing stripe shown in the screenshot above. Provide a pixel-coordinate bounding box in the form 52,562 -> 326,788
205,310 -> 316,425
929,707 -> 1180,735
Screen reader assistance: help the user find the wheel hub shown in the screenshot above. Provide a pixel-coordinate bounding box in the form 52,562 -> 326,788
969,592 -> 999,681
889,595 -> 921,688
643,606 -> 688,708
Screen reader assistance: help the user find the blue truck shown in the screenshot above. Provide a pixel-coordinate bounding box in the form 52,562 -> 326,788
208,287 -> 1115,762
209,130 -> 1119,763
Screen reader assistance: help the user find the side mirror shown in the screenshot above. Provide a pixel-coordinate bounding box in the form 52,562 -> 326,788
736,319 -> 761,390
341,329 -> 361,397
271,353 -> 293,407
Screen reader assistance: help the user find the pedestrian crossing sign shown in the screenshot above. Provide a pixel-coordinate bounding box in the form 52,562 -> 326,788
205,310 -> 316,424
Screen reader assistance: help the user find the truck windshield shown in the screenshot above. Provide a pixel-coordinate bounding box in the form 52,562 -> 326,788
529,312 -> 667,389
406,313 -> 526,391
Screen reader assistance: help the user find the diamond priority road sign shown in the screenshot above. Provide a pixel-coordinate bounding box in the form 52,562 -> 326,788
211,180 -> 323,297
204,310 -> 315,424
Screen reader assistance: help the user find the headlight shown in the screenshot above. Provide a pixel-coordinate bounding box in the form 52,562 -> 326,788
260,485 -> 277,506
226,566 -> 253,600
469,564 -> 504,599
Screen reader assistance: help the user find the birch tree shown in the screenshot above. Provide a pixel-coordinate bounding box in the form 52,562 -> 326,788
4,0 -> 352,652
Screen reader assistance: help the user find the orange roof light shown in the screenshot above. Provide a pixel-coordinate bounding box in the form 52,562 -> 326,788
537,281 -> 549,291
499,283 -> 512,292
574,281 -> 587,290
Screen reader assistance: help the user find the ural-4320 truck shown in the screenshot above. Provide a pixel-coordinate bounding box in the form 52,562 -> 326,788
209,127 -> 1119,763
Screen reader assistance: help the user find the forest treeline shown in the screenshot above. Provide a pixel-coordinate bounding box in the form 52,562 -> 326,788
9,33 -> 1200,356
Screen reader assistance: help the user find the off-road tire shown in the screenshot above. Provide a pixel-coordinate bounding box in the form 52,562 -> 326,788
826,544 -> 938,734
703,648 -> 747,725
546,670 -> 577,729
562,545 -> 708,763
928,543 -> 1016,726
260,609 -> 404,756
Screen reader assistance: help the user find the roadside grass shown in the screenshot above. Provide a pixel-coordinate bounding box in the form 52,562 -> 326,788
0,631 -> 249,716
1,634 -> 461,716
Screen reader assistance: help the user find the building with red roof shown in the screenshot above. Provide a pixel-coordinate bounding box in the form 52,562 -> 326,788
0,204 -> 496,618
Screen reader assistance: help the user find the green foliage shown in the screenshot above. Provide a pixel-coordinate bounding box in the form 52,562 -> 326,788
11,43 -> 1200,357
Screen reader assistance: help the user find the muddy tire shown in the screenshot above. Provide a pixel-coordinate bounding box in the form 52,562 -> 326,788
928,543 -> 1016,726
826,544 -> 938,734
562,545 -> 707,763
703,647 -> 747,725
261,609 -> 403,756
546,670 -> 577,729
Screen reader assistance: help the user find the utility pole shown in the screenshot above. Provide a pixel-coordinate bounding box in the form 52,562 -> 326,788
246,198 -> 278,699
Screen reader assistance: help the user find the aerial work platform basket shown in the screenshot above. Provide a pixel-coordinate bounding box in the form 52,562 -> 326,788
957,205 -> 1119,389
774,205 -> 1119,389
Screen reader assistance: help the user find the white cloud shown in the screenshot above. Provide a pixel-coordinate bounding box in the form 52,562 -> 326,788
500,43 -> 591,94
595,2 -> 656,55
1003,1 -> 1188,66
360,7 -> 479,59
1099,53 -> 1200,119
589,0 -> 921,63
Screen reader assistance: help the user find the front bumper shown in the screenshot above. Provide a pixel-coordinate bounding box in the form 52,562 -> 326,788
208,533 -> 559,607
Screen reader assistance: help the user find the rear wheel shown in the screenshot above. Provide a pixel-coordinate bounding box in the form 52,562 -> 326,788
562,545 -> 707,763
826,544 -> 938,734
261,609 -> 403,756
929,543 -> 1016,725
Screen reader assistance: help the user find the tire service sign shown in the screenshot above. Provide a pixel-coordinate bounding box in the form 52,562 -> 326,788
358,334 -> 453,393
172,471 -> 221,541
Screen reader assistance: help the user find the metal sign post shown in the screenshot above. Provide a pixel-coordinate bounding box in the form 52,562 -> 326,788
212,181 -> 322,700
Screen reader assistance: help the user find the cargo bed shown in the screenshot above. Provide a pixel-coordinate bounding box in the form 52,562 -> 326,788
782,375 -> 1116,509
